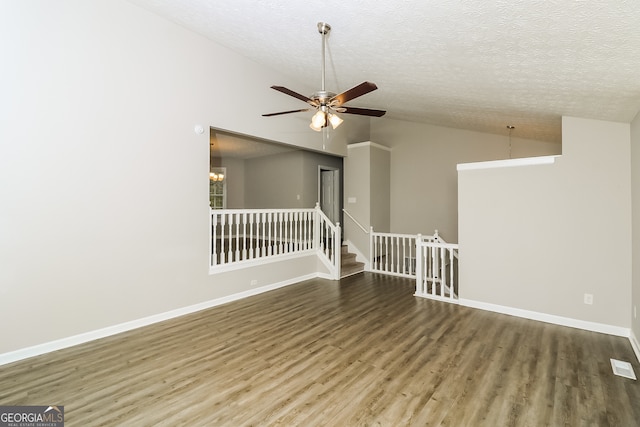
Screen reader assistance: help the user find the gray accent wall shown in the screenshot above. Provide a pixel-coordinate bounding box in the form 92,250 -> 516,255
245,151 -> 306,208
224,150 -> 343,209
212,157 -> 245,208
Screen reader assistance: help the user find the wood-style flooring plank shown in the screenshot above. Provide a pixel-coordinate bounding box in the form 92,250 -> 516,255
1,273 -> 639,426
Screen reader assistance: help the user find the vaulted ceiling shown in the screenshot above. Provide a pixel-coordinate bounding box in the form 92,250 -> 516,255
129,0 -> 640,143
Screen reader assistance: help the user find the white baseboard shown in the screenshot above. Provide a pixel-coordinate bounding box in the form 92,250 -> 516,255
458,298 -> 631,338
0,273 -> 317,367
630,330 -> 640,364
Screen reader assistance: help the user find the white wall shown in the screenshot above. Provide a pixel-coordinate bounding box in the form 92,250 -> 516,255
343,142 -> 390,257
370,146 -> 391,232
458,117 -> 631,331
631,111 -> 640,347
344,144 -> 372,255
0,0 -> 363,356
371,119 -> 561,241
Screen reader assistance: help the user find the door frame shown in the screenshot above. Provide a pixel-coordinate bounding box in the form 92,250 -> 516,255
318,165 -> 341,226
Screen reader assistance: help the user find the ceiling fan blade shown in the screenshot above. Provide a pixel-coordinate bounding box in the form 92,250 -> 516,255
262,108 -> 310,117
270,86 -> 315,104
330,81 -> 378,106
341,106 -> 386,117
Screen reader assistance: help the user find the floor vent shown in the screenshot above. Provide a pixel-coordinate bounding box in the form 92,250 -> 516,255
610,359 -> 637,380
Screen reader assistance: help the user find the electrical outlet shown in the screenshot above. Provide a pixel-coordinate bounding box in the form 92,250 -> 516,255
584,294 -> 593,305
634,305 -> 637,319
250,279 -> 258,286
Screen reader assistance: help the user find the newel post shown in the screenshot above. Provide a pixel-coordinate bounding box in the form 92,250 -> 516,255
334,223 -> 341,280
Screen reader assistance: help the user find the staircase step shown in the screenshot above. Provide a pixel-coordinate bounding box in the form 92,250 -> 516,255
340,244 -> 364,278
342,252 -> 357,262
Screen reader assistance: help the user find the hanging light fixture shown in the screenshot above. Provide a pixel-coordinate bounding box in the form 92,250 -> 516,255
506,125 -> 515,159
209,172 -> 224,182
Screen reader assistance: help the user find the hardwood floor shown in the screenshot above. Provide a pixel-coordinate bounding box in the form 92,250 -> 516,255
1,273 -> 639,426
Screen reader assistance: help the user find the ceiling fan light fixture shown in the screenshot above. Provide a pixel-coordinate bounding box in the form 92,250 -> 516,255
311,110 -> 327,129
328,113 -> 343,129
309,122 -> 323,132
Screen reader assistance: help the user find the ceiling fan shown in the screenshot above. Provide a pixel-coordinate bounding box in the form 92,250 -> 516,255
263,22 -> 386,131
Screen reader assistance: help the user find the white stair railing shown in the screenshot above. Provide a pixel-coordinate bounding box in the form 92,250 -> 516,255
315,206 -> 341,280
210,205 -> 340,279
369,230 -> 439,278
415,238 -> 459,302
369,228 -> 459,303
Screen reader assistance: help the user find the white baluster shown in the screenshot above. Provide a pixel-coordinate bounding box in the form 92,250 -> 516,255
292,212 -> 297,252
306,211 -> 311,249
415,234 -> 423,295
383,235 -> 387,271
402,236 -> 406,274
291,211 -> 296,252
227,213 -> 234,262
397,236 -> 401,274
211,211 -> 218,266
235,213 -> 240,262
450,248 -> 456,299
325,222 -> 330,257
242,212 -> 247,260
379,234 -> 383,271
377,233 -> 381,272
267,212 -> 272,256
219,213 -> 226,264
301,211 -> 306,250
248,213 -> 254,259
275,212 -> 281,254
285,212 -> 290,253
438,246 -> 443,296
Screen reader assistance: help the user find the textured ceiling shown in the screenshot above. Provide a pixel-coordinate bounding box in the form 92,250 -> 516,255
128,0 -> 640,143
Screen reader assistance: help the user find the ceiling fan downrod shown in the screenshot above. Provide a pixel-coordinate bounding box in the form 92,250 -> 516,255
317,22 -> 331,92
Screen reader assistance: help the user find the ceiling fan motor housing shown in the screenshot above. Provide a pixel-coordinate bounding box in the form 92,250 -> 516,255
310,91 -> 337,106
